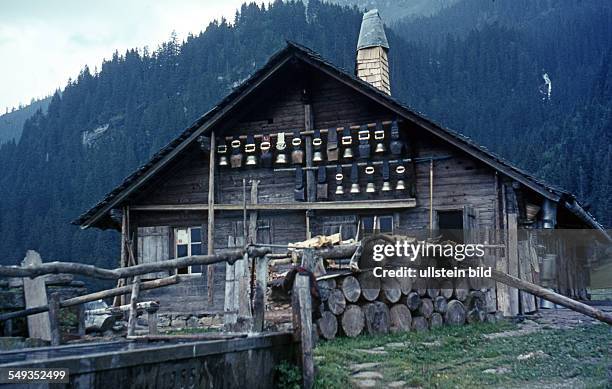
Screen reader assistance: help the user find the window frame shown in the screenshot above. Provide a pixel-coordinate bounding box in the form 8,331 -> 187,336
174,226 -> 203,275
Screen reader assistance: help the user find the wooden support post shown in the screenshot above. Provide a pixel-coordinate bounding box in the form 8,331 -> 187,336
224,237 -> 238,329
207,132 -> 216,306
127,276 -> 141,337
115,206 -> 129,307
429,159 -> 434,238
253,255 -> 268,332
3,319 -> 12,337
147,307 -> 158,335
304,103 -> 315,203
249,180 -> 259,244
22,250 -> 51,342
76,303 -> 85,337
291,247 -> 315,388
507,212 -> 520,316
292,272 -> 314,388
47,292 -> 61,346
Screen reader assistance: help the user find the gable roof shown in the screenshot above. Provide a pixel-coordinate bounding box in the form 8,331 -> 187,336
73,42 -> 606,235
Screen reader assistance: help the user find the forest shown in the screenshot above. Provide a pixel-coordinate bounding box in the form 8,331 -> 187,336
0,0 -> 609,271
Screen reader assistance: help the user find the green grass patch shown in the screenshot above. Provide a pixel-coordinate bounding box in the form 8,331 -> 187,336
314,322 -> 611,388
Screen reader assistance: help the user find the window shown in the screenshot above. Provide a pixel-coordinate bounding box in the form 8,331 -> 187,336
175,226 -> 203,274
437,210 -> 464,243
360,215 -> 394,237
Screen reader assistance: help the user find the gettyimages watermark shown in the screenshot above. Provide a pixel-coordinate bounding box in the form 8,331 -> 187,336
357,229 -> 611,291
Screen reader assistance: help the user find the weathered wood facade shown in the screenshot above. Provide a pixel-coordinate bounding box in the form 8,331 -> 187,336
74,40 -> 607,318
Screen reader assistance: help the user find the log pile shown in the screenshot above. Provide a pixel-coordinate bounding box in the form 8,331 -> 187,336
316,273 -> 495,339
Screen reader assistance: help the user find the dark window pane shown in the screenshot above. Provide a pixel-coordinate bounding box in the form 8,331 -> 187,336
379,216 -> 393,233
191,243 -> 202,256
178,266 -> 189,274
177,244 -> 188,258
362,216 -> 374,232
191,227 -> 202,243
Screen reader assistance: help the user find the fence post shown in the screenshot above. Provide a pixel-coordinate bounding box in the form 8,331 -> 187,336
76,304 -> 86,337
47,293 -> 61,346
147,306 -> 158,335
253,254 -> 268,332
127,276 -> 141,337
292,248 -> 315,389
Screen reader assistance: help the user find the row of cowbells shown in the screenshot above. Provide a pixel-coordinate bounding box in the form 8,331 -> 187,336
216,120 -> 405,168
295,162 -> 408,201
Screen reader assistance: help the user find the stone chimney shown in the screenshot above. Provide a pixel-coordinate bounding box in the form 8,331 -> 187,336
356,9 -> 390,95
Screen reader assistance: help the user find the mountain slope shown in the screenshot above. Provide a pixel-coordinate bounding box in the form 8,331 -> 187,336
0,97 -> 51,145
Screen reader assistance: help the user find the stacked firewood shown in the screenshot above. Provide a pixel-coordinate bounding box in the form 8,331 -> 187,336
315,273 -> 498,340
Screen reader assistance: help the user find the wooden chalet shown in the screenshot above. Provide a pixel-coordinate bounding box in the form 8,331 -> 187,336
74,10 -> 608,319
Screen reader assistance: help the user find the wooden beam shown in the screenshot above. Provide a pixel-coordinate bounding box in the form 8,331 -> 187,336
0,248 -> 269,279
127,276 -> 141,337
22,251 -> 51,342
293,248 -> 315,389
207,131 -> 216,306
47,293 -> 61,346
304,102 -> 315,203
0,276 -> 179,322
253,255 -> 268,332
130,199 -> 417,212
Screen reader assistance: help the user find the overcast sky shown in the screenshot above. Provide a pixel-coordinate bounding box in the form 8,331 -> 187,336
0,0 -> 246,112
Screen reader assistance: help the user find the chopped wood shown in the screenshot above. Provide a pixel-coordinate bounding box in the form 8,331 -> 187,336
440,280 -> 454,299
317,311 -> 337,340
411,316 -> 428,331
341,276 -> 361,303
380,278 -> 402,304
363,301 -> 390,335
454,279 -> 469,301
398,275 -> 412,295
467,308 -> 486,324
341,304 -> 365,337
418,298 -> 434,319
426,288 -> 440,299
433,296 -> 448,314
317,279 -> 336,302
403,291 -> 422,311
430,312 -> 444,328
389,304 -> 412,333
358,271 -> 380,301
326,289 -> 346,315
444,300 -> 467,325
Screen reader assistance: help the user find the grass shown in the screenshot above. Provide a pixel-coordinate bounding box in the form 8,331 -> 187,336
313,322 -> 611,388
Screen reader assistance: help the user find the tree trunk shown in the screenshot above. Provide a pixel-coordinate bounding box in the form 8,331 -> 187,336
363,301 -> 390,335
341,304 -> 365,337
358,272 -> 380,302
389,304 -> 412,333
341,276 -> 361,303
444,300 -> 467,325
317,311 -> 337,340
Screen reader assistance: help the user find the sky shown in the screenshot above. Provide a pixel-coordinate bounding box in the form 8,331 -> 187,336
0,0 -> 246,112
